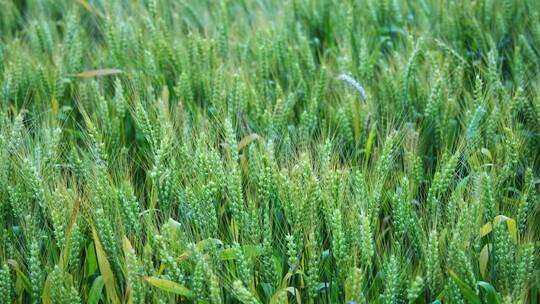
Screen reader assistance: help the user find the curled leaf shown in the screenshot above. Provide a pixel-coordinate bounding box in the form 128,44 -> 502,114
479,244 -> 492,279
477,281 -> 502,304
88,276 -> 105,304
238,133 -> 260,151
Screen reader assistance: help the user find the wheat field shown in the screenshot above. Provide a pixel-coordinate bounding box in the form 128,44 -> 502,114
0,0 -> 539,303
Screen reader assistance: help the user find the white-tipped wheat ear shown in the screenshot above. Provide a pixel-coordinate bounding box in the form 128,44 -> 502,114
337,73 -> 367,102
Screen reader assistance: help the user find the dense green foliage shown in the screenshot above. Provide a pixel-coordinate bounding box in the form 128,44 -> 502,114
0,0 -> 539,303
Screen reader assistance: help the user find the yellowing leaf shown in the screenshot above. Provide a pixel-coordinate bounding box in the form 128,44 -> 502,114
157,263 -> 166,276
176,252 -> 189,263
122,236 -> 135,304
144,276 -> 193,298
481,216 -> 518,244
480,148 -> 492,160
14,268 -> 31,293
238,133 -> 260,151
92,226 -> 121,304
75,69 -> 123,78
352,102 -> 361,144
363,120 -> 376,167
218,245 -> 263,260
162,85 -> 170,104
7,260 -> 31,294
195,238 -> 224,251
51,96 -> 59,114
480,222 -> 492,237
76,0 -> 105,18
122,236 -> 133,257
504,219 -> 518,244
42,272 -> 53,304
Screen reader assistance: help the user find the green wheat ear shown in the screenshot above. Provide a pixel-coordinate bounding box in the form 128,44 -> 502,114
0,263 -> 12,303
0,0 -> 539,303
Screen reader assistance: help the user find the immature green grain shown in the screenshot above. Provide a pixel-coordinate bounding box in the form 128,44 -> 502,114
176,72 -> 194,104
336,108 -> 354,147
155,234 -> 184,284
259,209 -> 276,283
192,255 -> 208,302
392,179 -> 409,238
49,265 -> 81,304
425,230 -> 442,292
113,78 -> 127,119
472,74 -> 483,108
234,242 -> 252,285
68,222 -> 84,269
94,207 -> 119,269
427,153 -> 458,220
118,185 -> 142,237
285,234 -> 299,272
382,255 -> 400,304
466,105 -> 486,146
8,111 -> 25,153
448,236 -> 476,288
331,209 -> 349,278
345,267 -> 364,304
0,263 -> 12,303
513,243 -> 535,300
532,94 -> 540,129
401,40 -> 422,113
232,280 -> 261,304
68,286 -> 82,304
481,173 -> 496,222
208,269 -> 223,304
0,0 -> 539,303
226,165 -> 246,236
151,142 -> 175,213
29,240 -> 43,304
125,246 -> 144,304
49,193 -> 67,248
407,276 -> 424,303
445,280 -> 464,304
0,43 -> 3,73
306,231 -> 321,299
359,211 -> 374,268
494,222 -> 513,293
135,104 -> 158,149
517,168 -> 535,233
